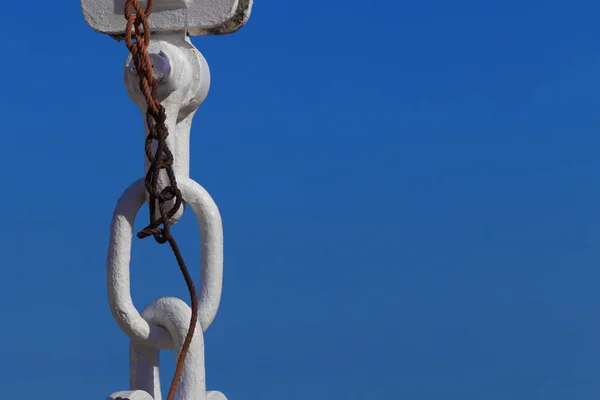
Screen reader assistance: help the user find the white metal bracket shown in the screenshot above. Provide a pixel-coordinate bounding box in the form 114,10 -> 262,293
80,0 -> 253,39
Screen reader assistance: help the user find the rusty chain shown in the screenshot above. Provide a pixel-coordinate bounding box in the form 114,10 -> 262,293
123,1 -> 199,400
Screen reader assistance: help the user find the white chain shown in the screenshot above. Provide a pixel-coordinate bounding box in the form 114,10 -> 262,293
105,32 -> 226,400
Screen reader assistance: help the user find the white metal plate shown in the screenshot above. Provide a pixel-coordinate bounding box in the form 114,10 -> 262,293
81,0 -> 252,36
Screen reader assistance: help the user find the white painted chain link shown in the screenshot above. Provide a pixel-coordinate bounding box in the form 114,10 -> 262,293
105,33 -> 225,400
81,1 -> 253,397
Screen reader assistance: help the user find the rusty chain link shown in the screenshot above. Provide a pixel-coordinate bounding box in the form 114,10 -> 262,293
123,1 -> 199,400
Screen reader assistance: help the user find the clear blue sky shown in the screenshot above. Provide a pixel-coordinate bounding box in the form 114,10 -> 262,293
2,1 -> 600,399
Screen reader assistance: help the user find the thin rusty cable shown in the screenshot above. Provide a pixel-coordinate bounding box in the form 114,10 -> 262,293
123,1 -> 198,400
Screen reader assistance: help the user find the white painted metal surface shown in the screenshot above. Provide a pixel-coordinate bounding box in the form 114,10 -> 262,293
79,13 -> 239,398
80,0 -> 252,37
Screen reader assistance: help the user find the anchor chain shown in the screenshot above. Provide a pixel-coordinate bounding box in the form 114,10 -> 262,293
123,1 -> 198,400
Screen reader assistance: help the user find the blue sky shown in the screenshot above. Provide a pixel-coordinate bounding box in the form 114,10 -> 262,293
2,0 -> 600,399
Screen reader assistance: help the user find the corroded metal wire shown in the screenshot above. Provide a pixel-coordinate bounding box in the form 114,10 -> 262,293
123,2 -> 198,400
